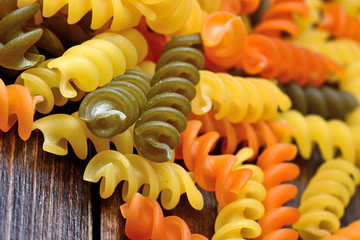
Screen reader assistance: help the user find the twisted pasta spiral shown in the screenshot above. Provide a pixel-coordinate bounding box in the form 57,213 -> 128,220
175,120 -> 253,207
0,78 -> 43,140
239,34 -> 342,86
334,0 -> 360,16
78,69 -> 151,138
318,2 -> 360,43
187,110 -> 296,158
83,150 -> 204,210
191,70 -> 291,123
133,33 -> 204,163
322,220 -> 360,240
0,2 -> 44,70
279,81 -> 358,120
293,159 -> 360,240
213,148 -> 266,240
120,193 -> 207,240
17,28 -> 148,108
274,109 -> 357,163
252,0 -> 308,38
255,143 -> 300,240
32,112 -> 133,160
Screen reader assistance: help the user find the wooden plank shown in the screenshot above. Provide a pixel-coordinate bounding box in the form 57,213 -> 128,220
0,128 -> 92,240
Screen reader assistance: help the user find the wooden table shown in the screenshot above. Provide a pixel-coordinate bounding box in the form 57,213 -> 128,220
1,125 -> 359,239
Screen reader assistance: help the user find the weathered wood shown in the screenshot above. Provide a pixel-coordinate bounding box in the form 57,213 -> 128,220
0,128 -> 92,240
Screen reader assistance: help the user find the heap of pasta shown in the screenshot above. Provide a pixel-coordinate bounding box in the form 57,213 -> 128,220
1,0 -> 360,239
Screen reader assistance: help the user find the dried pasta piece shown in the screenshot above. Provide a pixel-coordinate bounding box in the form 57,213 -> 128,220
78,70 -> 151,138
187,110 -> 295,158
274,109 -> 357,164
18,28 -> 147,104
175,120 -> 253,207
0,2 -> 44,70
213,148 -> 266,239
0,78 -> 43,140
134,33 -> 204,162
293,159 -> 360,240
120,193 -> 207,239
191,70 -> 291,123
255,143 -> 300,240
280,81 -> 358,120
32,112 -> 133,160
201,11 -> 248,68
84,151 -> 204,210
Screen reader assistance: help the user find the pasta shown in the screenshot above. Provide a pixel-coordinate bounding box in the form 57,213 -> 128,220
0,2 -> 44,70
32,112 -> 133,159
293,159 -> 360,240
201,11 -> 248,68
83,150 -> 204,210
191,70 -> 291,123
120,193 -> 207,240
17,28 -> 148,104
213,148 -> 266,240
187,110 -> 296,157
78,69 -> 151,138
274,109 -> 358,164
255,143 -> 300,240
279,81 -> 359,120
318,2 -> 360,43
133,33 -> 204,162
252,0 -> 308,38
0,78 -> 43,140
175,120 -> 253,207
322,220 -> 360,240
334,0 -> 360,16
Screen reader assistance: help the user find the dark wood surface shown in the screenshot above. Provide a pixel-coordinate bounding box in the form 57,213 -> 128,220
1,127 -> 359,239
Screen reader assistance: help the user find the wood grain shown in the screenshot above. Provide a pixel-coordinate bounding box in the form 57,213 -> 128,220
0,128 -> 92,240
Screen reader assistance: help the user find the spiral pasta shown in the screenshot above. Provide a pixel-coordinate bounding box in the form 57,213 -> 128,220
187,110 -> 296,158
120,193 -> 207,240
0,78 -> 43,141
252,0 -> 308,38
133,33 -> 204,163
255,143 -> 300,240
322,220 -> 360,240
280,81 -> 359,120
293,159 -> 360,240
17,28 -> 148,110
32,112 -> 133,160
191,70 -> 291,123
239,34 -> 342,86
318,2 -> 360,43
83,150 -> 204,210
0,2 -> 44,70
274,109 -> 360,163
213,148 -> 266,240
78,69 -> 151,138
175,120 -> 253,207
